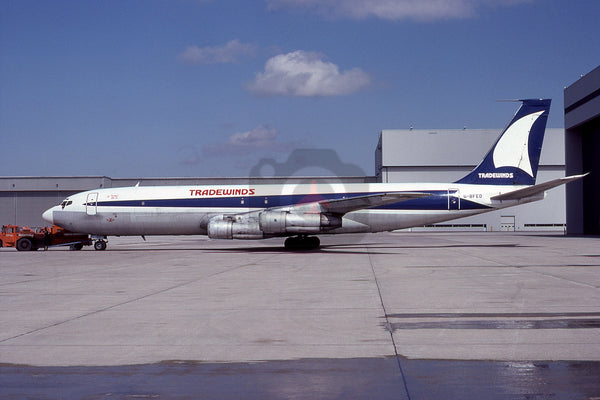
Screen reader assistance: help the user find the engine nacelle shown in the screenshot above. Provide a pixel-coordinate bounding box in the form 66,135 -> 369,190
207,219 -> 232,239
259,211 -> 341,234
207,212 -> 342,240
207,219 -> 264,240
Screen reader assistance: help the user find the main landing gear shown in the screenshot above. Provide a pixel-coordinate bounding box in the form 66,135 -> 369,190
284,235 -> 320,250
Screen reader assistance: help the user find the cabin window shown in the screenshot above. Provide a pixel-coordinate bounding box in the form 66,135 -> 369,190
61,200 -> 73,209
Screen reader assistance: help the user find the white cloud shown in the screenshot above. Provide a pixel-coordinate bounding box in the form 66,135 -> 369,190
248,50 -> 370,97
203,126 -> 294,156
179,39 -> 255,64
266,0 -> 532,21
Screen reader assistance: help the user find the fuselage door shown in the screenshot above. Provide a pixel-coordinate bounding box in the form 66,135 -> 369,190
448,188 -> 460,210
86,192 -> 98,216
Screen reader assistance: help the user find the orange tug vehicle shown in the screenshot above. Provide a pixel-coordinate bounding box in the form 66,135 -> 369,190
0,225 -> 93,251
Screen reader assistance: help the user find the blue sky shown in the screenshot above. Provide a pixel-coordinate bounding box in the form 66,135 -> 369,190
1,0 -> 599,178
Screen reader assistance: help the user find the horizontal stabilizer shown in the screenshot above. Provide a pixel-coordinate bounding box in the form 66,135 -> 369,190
490,173 -> 588,201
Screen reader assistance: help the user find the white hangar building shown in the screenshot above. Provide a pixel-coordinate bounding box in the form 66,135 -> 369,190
375,128 -> 566,232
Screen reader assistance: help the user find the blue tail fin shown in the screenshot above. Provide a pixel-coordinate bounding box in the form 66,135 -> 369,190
456,99 -> 551,186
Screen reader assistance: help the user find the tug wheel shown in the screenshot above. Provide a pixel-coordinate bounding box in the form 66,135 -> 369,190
16,238 -> 33,251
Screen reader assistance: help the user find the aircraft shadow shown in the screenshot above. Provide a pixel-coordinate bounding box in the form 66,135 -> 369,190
100,241 -> 529,255
196,242 -> 528,255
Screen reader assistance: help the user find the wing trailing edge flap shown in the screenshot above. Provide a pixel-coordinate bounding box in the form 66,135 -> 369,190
289,192 -> 432,215
490,173 -> 589,201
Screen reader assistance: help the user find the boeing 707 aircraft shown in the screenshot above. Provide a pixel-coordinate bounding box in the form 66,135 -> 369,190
42,99 -> 586,250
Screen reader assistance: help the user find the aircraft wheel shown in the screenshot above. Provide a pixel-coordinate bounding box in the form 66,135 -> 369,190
94,240 -> 107,251
284,237 -> 294,249
70,243 -> 84,251
284,236 -> 320,250
307,236 -> 320,248
16,237 -> 33,251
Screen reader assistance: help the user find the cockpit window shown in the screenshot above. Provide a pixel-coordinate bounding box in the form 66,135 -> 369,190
61,199 -> 73,209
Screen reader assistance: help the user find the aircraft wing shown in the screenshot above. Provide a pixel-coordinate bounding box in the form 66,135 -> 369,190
290,192 -> 432,215
490,173 -> 588,201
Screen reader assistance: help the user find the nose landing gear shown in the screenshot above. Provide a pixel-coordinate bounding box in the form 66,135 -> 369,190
92,237 -> 107,251
284,235 -> 320,250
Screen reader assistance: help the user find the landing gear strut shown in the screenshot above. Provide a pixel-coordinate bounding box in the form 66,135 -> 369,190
284,235 -> 320,250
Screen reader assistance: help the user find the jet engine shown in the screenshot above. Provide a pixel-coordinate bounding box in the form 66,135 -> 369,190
207,218 -> 263,240
259,211 -> 341,234
207,211 -> 342,240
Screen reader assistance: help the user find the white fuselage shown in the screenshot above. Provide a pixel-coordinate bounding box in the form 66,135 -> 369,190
42,182 -> 539,237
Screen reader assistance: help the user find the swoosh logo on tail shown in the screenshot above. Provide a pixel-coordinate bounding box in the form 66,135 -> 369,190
492,110 -> 544,177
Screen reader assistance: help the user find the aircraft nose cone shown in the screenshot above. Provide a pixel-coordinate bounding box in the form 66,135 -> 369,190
42,208 -> 54,224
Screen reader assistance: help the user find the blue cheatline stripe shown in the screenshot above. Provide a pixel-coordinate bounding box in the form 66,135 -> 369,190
375,196 -> 489,210
94,191 -> 491,211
